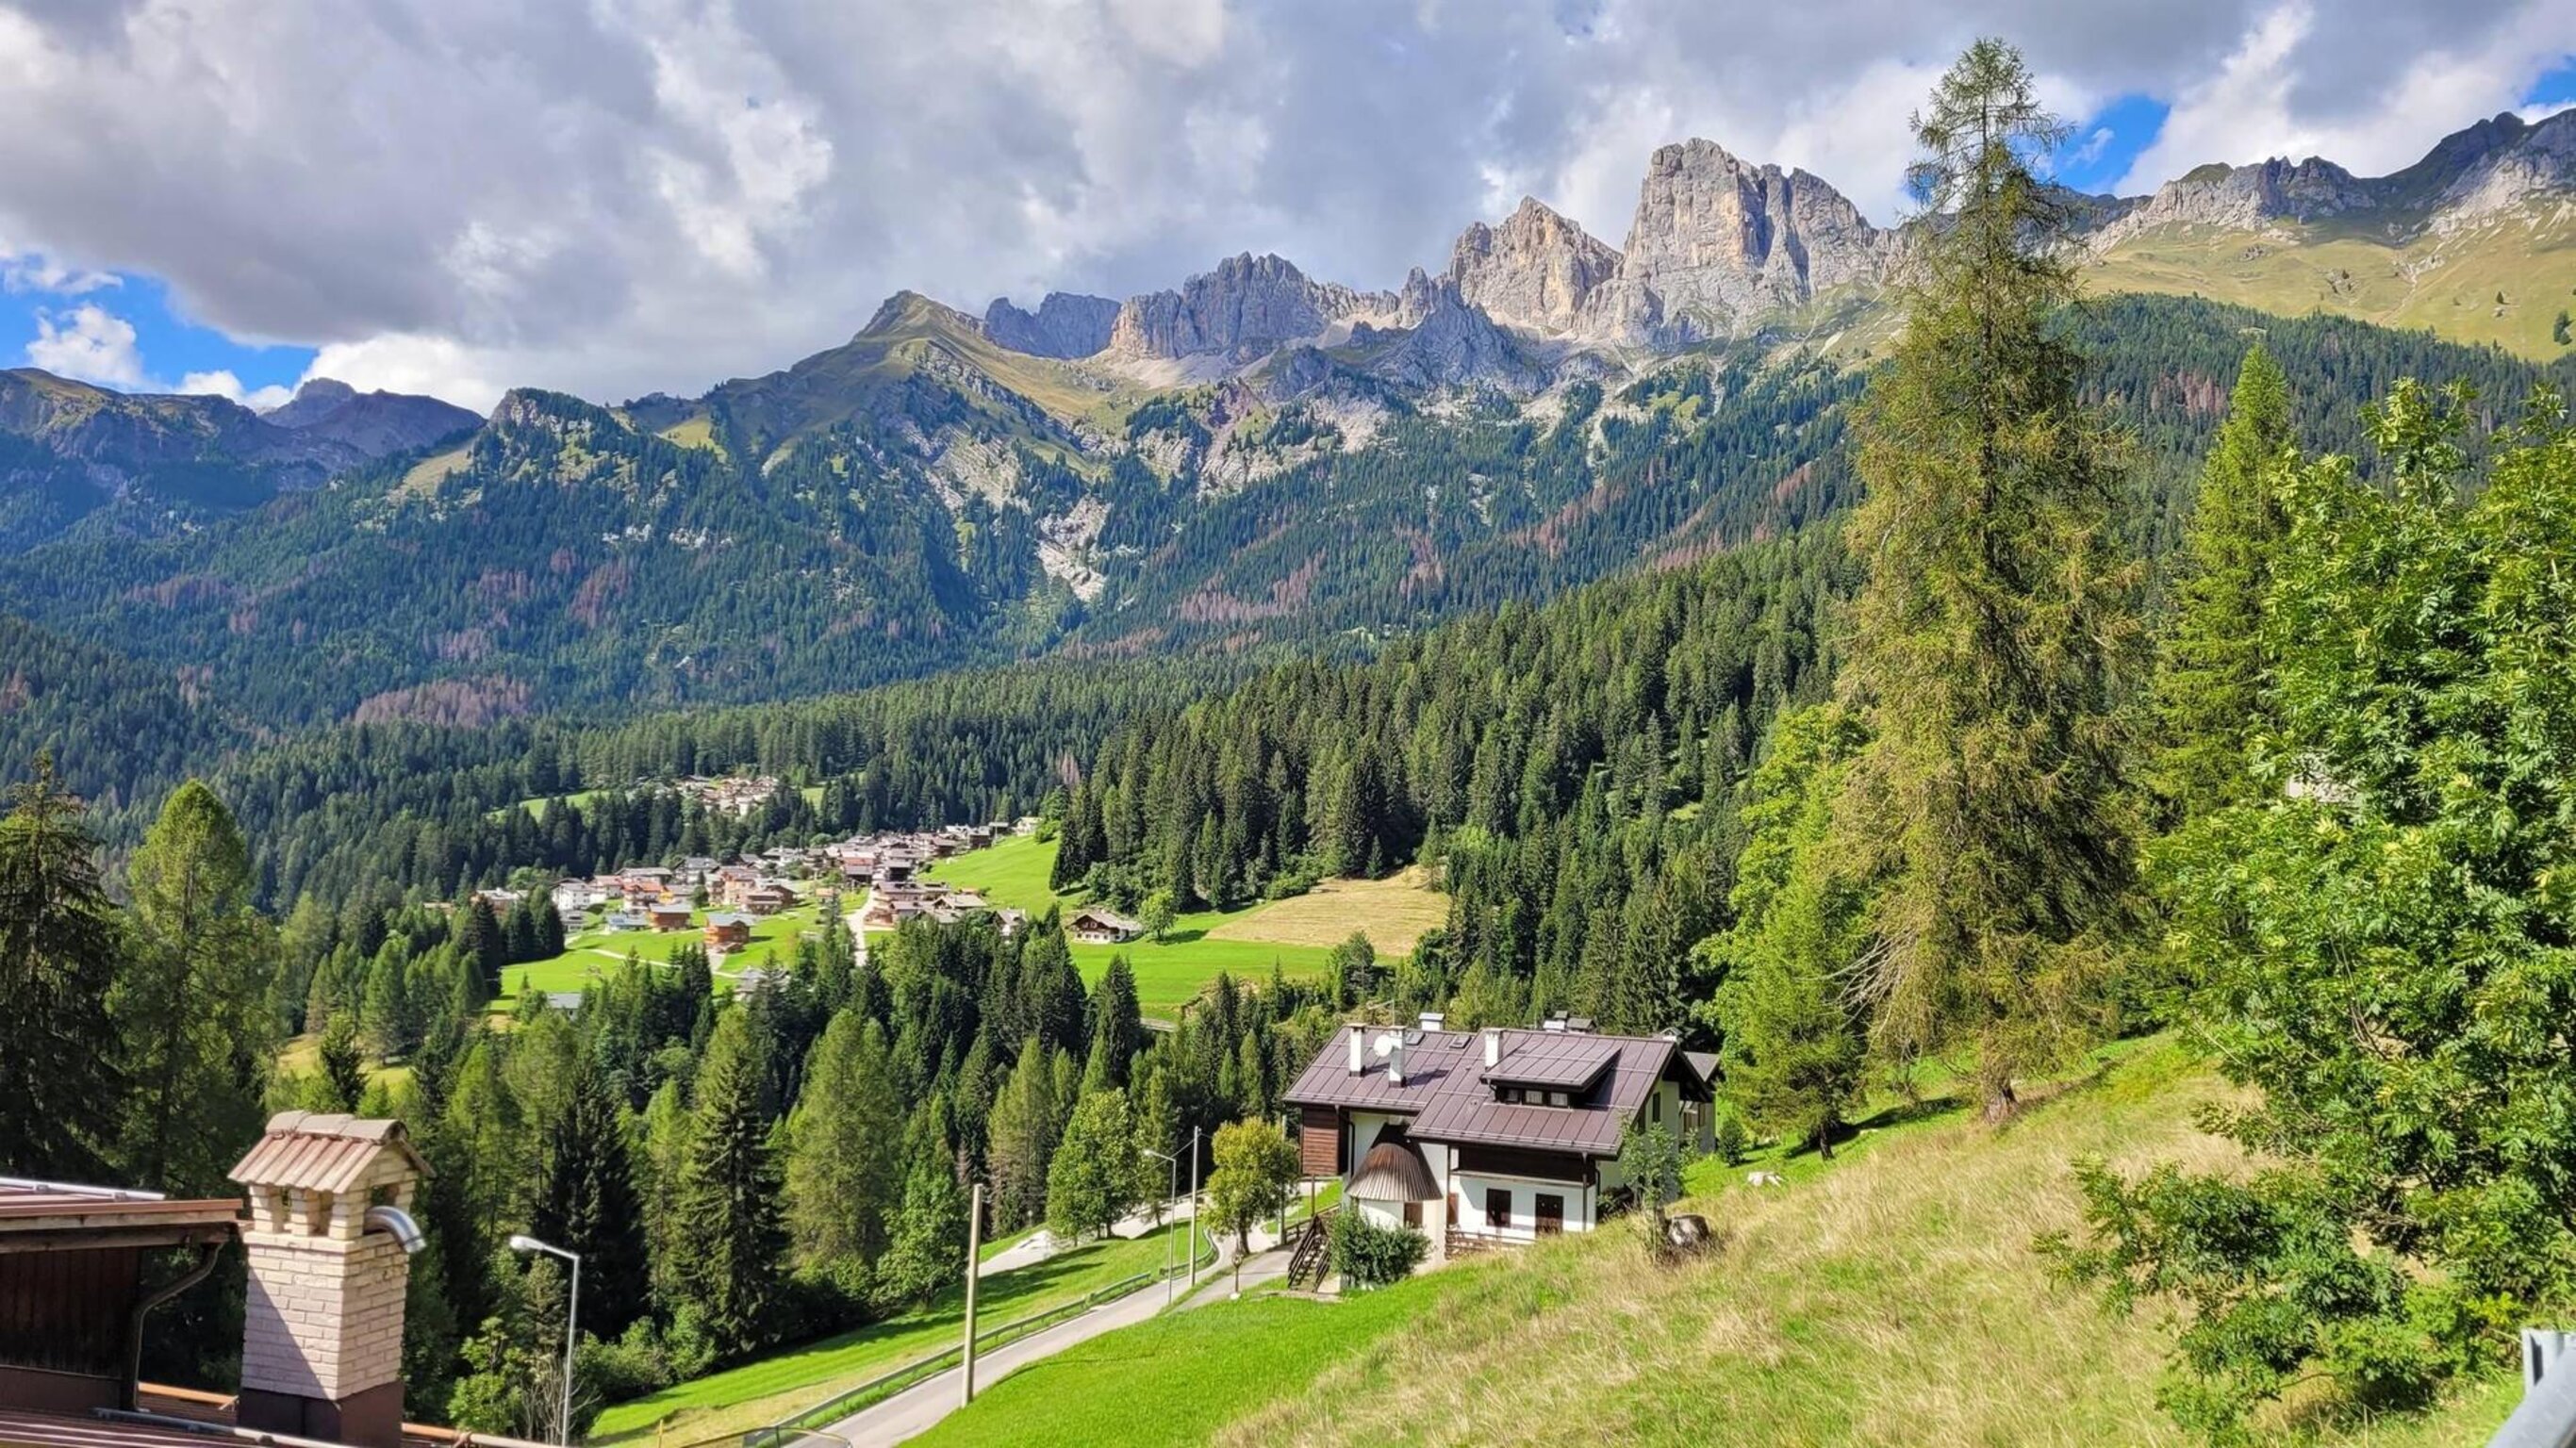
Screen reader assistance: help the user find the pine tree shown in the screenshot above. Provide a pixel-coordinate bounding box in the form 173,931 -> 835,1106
0,755 -> 126,1179
2149,344 -> 2297,821
531,1054 -> 649,1338
1834,40 -> 2140,1119
784,1011 -> 903,1273
316,1012 -> 368,1111
676,1010 -> 787,1348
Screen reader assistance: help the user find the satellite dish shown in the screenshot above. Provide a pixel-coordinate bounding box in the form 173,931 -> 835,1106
1372,1030 -> 1400,1058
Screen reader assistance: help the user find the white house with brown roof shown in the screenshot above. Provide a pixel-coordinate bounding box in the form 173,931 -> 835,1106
1285,1015 -> 1715,1253
1066,906 -> 1142,945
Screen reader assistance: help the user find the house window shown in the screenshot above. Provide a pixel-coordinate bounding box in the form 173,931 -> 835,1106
1535,1193 -> 1564,1236
1403,1201 -> 1422,1228
1650,1093 -> 1662,1125
1547,1090 -> 1570,1108
1486,1188 -> 1511,1231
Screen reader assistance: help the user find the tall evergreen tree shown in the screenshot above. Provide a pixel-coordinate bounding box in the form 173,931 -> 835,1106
878,1111 -> 967,1310
1834,40 -> 2139,1118
1082,956 -> 1143,1092
784,1011 -> 903,1273
2148,344 -> 2298,821
530,1054 -> 649,1339
0,755 -> 126,1179
114,780 -> 277,1192
676,1010 -> 787,1349
983,1039 -> 1059,1231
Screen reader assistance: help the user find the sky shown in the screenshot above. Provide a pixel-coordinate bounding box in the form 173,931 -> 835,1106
0,0 -> 2569,413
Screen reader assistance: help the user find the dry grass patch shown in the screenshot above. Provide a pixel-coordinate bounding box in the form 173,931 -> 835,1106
1208,867 -> 1449,953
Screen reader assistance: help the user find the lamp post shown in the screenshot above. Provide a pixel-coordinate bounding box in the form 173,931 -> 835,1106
1141,1145 -> 1181,1306
507,1234 -> 581,1446
1185,1125 -> 1202,1292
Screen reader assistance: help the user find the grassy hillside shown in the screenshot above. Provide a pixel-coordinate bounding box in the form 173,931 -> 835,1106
2088,214 -> 2576,360
918,833 -> 1450,1014
913,1039 -> 2521,1448
588,1228 -> 1181,1444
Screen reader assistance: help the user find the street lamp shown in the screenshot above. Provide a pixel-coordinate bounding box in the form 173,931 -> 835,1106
507,1234 -> 581,1446
1141,1145 -> 1181,1305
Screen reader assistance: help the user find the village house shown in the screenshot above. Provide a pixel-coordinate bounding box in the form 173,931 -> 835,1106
739,881 -> 794,914
1285,1014 -> 1716,1255
702,913 -> 754,951
646,901 -> 692,931
1066,906 -> 1144,945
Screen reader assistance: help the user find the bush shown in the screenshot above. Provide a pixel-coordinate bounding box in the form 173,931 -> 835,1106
1714,1109 -> 1750,1167
1329,1210 -> 1428,1290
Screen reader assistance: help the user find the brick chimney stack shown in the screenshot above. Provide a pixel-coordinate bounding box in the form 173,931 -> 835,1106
226,1112 -> 430,1448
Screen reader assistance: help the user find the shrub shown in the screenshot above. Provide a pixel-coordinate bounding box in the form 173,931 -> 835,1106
1713,1109 -> 1750,1167
1330,1211 -> 1428,1290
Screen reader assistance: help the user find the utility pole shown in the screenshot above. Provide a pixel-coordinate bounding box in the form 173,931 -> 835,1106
1186,1125 -> 1202,1292
961,1183 -> 983,1408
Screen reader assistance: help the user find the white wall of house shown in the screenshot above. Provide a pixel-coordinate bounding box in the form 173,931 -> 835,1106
1446,1168 -> 1593,1241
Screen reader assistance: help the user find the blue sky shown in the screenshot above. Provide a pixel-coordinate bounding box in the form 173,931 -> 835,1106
0,4 -> 2568,412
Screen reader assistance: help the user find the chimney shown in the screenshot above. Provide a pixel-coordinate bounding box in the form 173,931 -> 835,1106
227,1112 -> 429,1448
1483,1027 -> 1501,1069
1387,1034 -> 1406,1087
1419,1011 -> 1445,1033
1347,1023 -> 1365,1074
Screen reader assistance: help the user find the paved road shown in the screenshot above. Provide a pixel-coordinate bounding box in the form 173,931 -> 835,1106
819,1237 -> 1235,1448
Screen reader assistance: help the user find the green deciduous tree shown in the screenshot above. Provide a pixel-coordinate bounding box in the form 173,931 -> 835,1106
1205,1117 -> 1298,1292
1834,40 -> 2140,1119
2052,383 -> 2576,1442
877,1117 -> 966,1311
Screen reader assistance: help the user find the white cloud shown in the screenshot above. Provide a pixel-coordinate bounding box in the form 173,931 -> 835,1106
2525,98 -> 2576,123
26,303 -> 144,386
2119,0 -> 2576,190
178,369 -> 294,411
0,246 -> 118,295
0,1 -> 2564,407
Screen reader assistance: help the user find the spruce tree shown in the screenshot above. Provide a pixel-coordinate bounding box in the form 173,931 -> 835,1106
878,1111 -> 966,1310
983,1039 -> 1059,1230
2148,343 -> 2297,821
531,1055 -> 649,1338
0,755 -> 126,1179
677,1010 -> 787,1348
1045,1087 -> 1136,1242
1834,40 -> 2139,1118
1082,956 -> 1142,1092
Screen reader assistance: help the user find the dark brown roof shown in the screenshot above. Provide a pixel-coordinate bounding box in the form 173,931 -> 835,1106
0,1179 -> 241,1238
1347,1136 -> 1440,1202
1285,1025 -> 1700,1159
1480,1031 -> 1619,1091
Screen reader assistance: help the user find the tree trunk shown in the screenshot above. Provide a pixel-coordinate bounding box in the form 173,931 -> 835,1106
1982,1078 -> 2019,1125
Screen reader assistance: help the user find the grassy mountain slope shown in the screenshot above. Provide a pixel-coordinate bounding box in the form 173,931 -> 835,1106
916,1040 -> 2518,1448
2089,213 -> 2576,360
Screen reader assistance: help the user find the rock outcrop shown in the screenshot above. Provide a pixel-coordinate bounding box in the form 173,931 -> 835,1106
1578,140 -> 1893,347
1363,275 -> 1547,394
1106,253 -> 1399,362
2089,156 -> 2377,247
982,292 -> 1119,358
1443,197 -> 1623,335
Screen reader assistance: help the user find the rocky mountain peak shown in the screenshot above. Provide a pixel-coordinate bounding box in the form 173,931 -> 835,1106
1444,196 -> 1622,335
1577,138 -> 1891,347
1106,252 -> 1398,363
263,377 -> 355,421
983,291 -> 1119,358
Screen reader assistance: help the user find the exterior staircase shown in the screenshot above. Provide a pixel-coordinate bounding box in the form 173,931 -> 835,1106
1285,1205 -> 1338,1289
